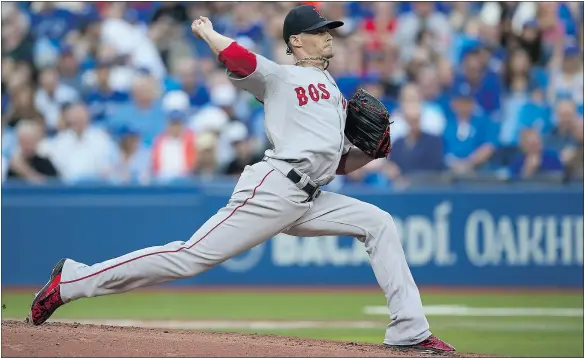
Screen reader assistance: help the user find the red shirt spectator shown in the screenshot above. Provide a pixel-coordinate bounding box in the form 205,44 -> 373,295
361,3 -> 397,51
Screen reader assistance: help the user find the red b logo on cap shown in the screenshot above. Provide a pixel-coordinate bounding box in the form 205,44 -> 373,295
313,6 -> 325,19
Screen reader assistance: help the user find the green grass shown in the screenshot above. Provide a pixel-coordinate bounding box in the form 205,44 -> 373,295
3,290 -> 583,357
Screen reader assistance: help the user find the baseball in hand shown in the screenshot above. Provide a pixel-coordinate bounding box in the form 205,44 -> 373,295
191,16 -> 213,40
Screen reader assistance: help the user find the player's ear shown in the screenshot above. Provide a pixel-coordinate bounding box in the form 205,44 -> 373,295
289,35 -> 302,50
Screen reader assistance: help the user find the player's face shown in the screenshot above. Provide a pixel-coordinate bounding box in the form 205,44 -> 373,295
303,28 -> 334,59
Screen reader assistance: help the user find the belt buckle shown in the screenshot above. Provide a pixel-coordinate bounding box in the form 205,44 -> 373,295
312,187 -> 322,200
307,186 -> 321,202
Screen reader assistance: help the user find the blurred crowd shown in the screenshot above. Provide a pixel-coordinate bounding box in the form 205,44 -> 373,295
1,1 -> 583,187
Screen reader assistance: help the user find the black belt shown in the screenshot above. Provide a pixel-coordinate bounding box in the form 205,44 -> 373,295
262,157 -> 321,202
286,169 -> 321,202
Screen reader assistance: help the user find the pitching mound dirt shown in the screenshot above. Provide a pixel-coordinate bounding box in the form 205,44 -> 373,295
2,320 -> 490,357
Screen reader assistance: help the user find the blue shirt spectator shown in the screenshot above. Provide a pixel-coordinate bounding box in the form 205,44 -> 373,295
544,98 -> 580,154
165,58 -> 210,110
500,84 -> 552,146
107,76 -> 165,148
30,4 -> 78,47
86,90 -> 130,125
391,132 -> 445,173
509,129 -> 563,178
110,126 -> 151,184
84,61 -> 130,124
443,82 -> 499,172
57,45 -> 84,94
455,42 -> 503,119
509,149 -> 563,177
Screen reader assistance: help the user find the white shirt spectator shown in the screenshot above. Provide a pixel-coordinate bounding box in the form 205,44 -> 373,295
390,103 -> 447,141
218,120 -> 249,168
549,68 -> 584,107
48,127 -> 117,183
34,84 -> 79,131
189,106 -> 230,134
110,147 -> 151,184
101,18 -> 166,80
394,8 -> 452,62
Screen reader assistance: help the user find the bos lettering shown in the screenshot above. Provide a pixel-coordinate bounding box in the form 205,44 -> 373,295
295,83 -> 331,106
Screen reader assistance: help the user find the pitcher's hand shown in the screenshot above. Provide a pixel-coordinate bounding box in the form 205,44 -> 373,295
191,16 -> 214,40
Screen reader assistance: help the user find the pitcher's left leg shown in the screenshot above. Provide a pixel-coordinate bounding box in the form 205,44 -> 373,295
285,191 -> 454,353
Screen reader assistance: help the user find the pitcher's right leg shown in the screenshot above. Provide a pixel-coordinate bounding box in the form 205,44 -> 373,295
284,191 -> 454,353
29,163 -> 310,325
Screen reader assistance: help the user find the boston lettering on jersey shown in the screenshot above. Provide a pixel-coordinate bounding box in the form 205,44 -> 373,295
294,83 -> 348,110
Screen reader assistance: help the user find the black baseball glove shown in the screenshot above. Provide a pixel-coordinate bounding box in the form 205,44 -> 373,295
344,88 -> 392,159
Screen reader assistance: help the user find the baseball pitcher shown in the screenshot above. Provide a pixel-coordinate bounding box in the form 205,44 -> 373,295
28,6 -> 455,354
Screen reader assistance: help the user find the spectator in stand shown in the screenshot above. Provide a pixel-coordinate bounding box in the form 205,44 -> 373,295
545,98 -> 581,161
390,82 -> 446,141
110,126 -> 150,184
517,20 -> 546,66
29,2 -> 79,48
165,57 -> 210,110
360,2 -> 396,52
3,80 -> 43,129
416,66 -> 451,118
223,122 -> 263,177
536,2 -> 569,54
7,120 -> 58,183
48,103 -> 117,183
394,3 -> 452,62
384,101 -> 445,183
548,45 -> 583,107
107,74 -> 165,147
321,3 -> 357,39
99,2 -> 167,80
1,3 -> 35,64
84,60 -> 130,126
34,67 -> 79,133
57,45 -> 84,94
509,128 -> 563,178
454,41 -> 503,119
193,131 -> 220,180
151,91 -> 197,182
443,82 -> 498,174
436,57 -> 455,91
564,119 -> 583,179
500,82 -> 552,147
224,3 -> 264,43
503,47 -> 534,94
208,83 -> 246,168
499,48 -> 534,145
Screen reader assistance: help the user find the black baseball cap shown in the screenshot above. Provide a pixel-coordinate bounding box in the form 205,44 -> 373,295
282,5 -> 344,44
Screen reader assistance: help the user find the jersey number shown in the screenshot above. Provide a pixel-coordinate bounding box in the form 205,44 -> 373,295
294,83 -> 331,106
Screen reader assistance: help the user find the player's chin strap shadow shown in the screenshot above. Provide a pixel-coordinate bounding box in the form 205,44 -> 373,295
286,46 -> 330,71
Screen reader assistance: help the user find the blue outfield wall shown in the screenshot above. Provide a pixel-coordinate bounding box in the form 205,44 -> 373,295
1,181 -> 583,288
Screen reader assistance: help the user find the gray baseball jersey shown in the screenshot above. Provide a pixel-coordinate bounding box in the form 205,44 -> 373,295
57,52 -> 431,346
228,54 -> 351,186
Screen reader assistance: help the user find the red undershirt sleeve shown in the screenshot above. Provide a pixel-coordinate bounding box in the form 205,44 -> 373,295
218,42 -> 257,78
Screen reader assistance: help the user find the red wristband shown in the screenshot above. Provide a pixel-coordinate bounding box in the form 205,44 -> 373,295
218,42 -> 257,78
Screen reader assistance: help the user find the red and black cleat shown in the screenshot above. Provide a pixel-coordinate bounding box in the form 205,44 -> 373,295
27,258 -> 67,326
385,335 -> 456,355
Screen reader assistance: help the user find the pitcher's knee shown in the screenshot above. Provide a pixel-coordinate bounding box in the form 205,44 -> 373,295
363,206 -> 395,237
